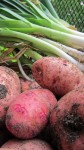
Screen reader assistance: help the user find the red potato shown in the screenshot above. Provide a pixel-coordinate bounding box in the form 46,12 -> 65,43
5,89 -> 57,139
0,66 -> 21,127
20,77 -> 41,92
50,86 -> 84,150
32,57 -> 84,98
1,138 -> 53,150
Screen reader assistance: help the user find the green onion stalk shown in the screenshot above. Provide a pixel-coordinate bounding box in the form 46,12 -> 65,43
39,0 -> 75,28
0,0 -> 84,73
0,19 -> 84,50
0,1 -> 84,37
40,37 -> 84,62
0,28 -> 84,72
19,0 -> 84,37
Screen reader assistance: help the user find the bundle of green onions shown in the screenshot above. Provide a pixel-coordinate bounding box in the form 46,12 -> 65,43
0,0 -> 84,78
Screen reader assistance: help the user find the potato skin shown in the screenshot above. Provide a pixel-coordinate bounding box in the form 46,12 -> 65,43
0,66 -> 21,127
6,89 -> 57,139
26,89 -> 57,112
20,77 -> 41,92
1,139 -> 53,150
32,57 -> 84,97
50,86 -> 84,150
0,148 -> 13,150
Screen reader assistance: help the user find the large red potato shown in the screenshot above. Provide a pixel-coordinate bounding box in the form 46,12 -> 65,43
0,66 -> 21,127
5,89 -> 57,139
32,57 -> 84,97
1,138 -> 53,150
50,86 -> 84,150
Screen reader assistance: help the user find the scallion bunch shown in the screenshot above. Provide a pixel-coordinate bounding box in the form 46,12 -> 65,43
0,0 -> 84,77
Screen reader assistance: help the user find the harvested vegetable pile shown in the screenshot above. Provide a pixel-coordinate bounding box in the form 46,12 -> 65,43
0,57 -> 84,150
0,0 -> 84,150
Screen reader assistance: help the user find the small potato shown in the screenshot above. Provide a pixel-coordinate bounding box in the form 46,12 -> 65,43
1,138 -> 53,150
32,57 -> 84,97
0,66 -> 21,127
20,77 -> 41,92
50,86 -> 84,150
6,89 -> 57,139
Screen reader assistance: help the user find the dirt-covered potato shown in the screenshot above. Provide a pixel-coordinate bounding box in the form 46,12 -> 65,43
50,86 -> 84,150
5,89 -> 57,139
0,66 -> 21,127
32,57 -> 84,98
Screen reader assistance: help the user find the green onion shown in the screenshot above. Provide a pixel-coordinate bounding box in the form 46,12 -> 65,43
0,28 -> 84,71
0,1 -> 84,37
40,37 -> 84,62
0,0 -> 84,73
24,49 -> 42,60
0,19 -> 84,49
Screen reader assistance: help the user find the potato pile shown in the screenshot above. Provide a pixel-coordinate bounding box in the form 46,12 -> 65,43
0,57 -> 84,150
